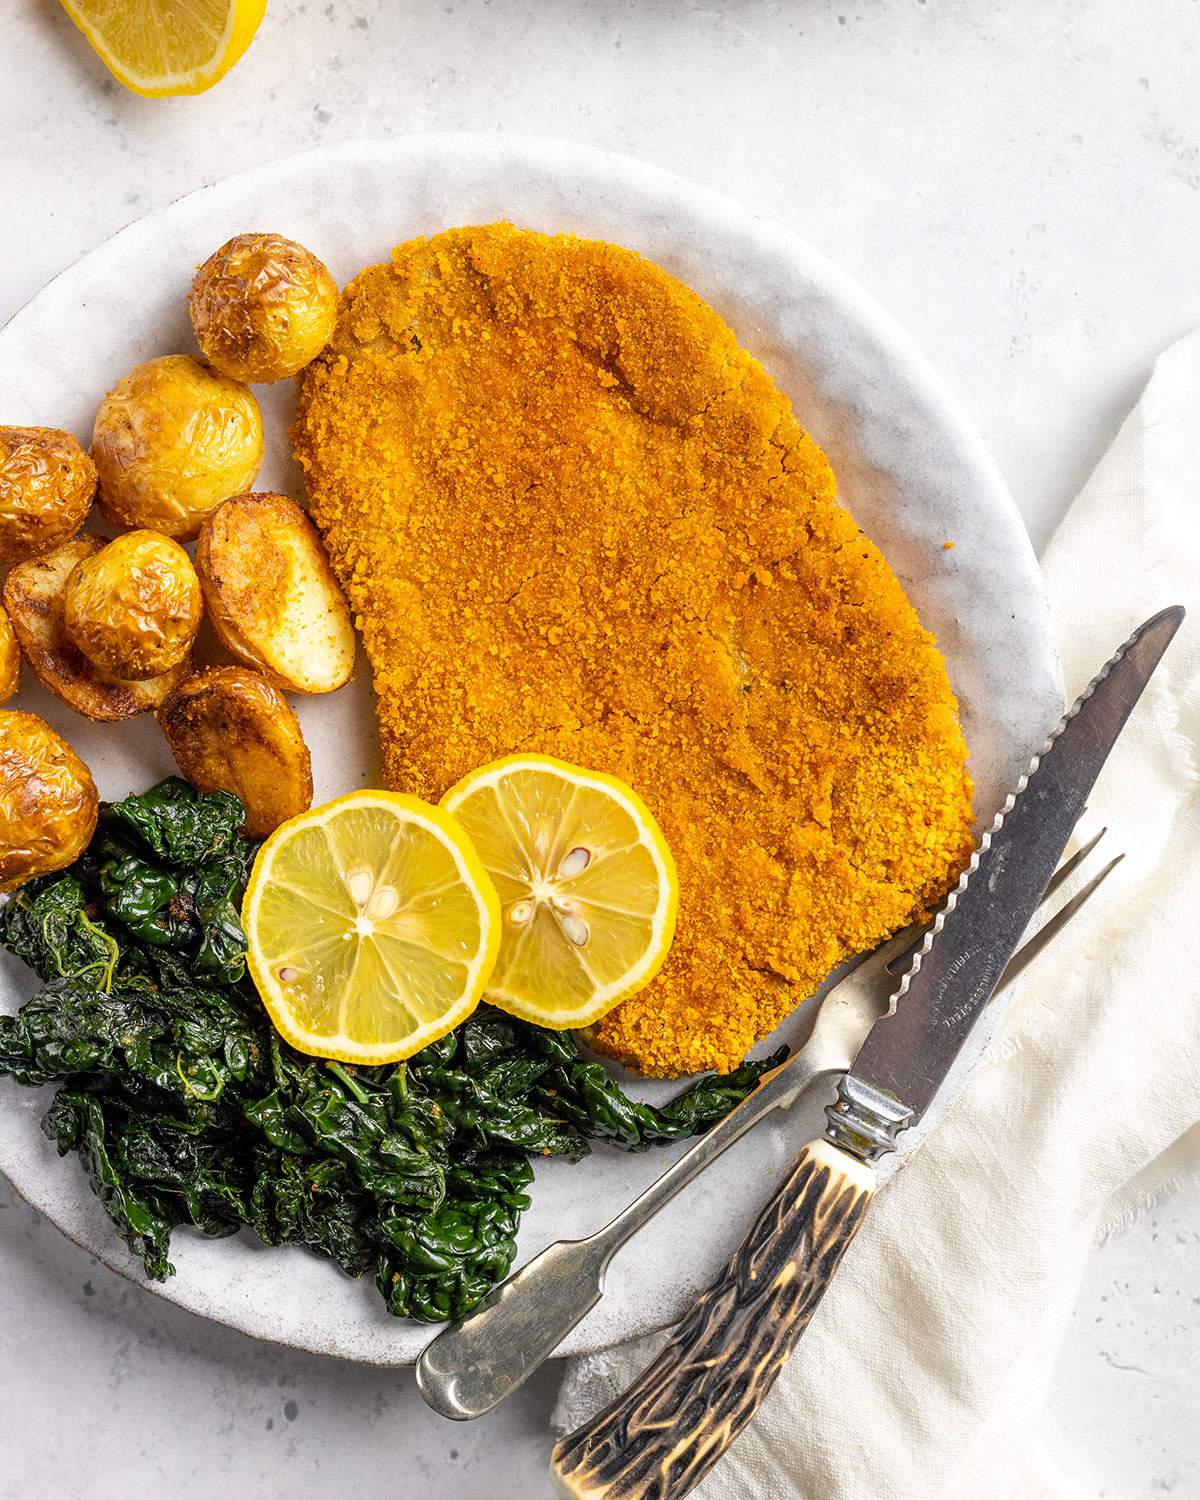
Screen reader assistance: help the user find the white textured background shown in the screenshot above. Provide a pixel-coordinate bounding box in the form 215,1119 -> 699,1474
2,1 -> 1198,1495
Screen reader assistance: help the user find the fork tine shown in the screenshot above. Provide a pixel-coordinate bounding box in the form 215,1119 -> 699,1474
1042,826 -> 1107,902
992,852 -> 1125,995
886,824 -> 1108,977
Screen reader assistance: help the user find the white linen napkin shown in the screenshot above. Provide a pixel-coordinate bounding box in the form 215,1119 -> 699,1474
552,327 -> 1200,1499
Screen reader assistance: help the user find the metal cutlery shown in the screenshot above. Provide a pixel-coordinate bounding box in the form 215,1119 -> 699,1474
418,828 -> 1124,1419
547,604 -> 1183,1499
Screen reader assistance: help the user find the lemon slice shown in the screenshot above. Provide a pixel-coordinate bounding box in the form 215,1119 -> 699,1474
58,0 -> 268,98
242,791 -> 501,1064
441,755 -> 678,1029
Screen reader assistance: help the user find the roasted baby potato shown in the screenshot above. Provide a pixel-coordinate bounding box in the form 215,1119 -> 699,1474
64,530 -> 202,681
4,537 -> 191,722
196,491 -> 355,694
0,710 -> 98,891
157,666 -> 313,837
91,355 -> 263,540
0,426 -> 96,563
0,603 -> 19,705
189,232 -> 338,384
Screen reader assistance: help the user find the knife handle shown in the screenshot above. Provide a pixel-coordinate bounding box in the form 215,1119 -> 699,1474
550,1137 -> 874,1500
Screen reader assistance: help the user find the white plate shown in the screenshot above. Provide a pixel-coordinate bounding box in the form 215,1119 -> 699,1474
0,135 -> 1062,1365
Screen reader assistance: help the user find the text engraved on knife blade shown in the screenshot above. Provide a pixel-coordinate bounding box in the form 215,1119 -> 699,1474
937,946 -> 993,1029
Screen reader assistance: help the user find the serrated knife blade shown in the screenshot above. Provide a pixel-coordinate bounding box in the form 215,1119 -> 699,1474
828,604 -> 1185,1156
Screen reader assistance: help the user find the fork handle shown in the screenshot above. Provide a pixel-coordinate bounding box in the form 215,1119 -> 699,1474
550,1137 -> 874,1499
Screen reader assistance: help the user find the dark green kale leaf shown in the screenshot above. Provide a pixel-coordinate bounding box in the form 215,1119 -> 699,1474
68,776 -> 256,987
106,777 -> 245,866
255,1058 -> 450,1209
103,1112 -> 248,1238
247,1150 -> 377,1278
409,1012 -> 585,1160
43,1089 -> 182,1280
505,1018 -> 786,1151
428,1076 -> 586,1161
375,1150 -> 533,1322
94,829 -> 251,987
0,974 -> 264,1122
2,875 -> 120,988
97,837 -> 197,951
191,851 -> 254,983
0,980 -> 157,1087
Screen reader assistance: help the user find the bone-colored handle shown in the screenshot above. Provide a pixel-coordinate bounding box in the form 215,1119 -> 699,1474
550,1137 -> 874,1500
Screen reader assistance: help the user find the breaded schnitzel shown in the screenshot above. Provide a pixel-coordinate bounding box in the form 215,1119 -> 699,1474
293,224 -> 973,1077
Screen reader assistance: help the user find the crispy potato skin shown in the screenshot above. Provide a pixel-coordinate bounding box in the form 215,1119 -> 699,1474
4,537 -> 191,722
190,233 -> 338,384
0,426 -> 96,563
157,666 -> 313,837
64,530 -> 202,680
0,604 -> 20,706
91,355 -> 263,540
0,709 -> 98,891
196,491 -> 354,694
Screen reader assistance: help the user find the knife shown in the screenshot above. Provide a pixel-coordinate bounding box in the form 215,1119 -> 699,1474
549,604 -> 1184,1500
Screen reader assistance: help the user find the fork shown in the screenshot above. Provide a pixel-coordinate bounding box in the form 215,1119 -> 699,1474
416,825 -> 1123,1420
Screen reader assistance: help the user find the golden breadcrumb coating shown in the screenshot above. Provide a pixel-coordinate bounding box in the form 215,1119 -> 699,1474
293,223 -> 973,1077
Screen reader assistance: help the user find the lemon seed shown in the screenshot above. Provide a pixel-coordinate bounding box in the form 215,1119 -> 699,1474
561,913 -> 589,946
558,846 -> 591,878
366,885 -> 399,921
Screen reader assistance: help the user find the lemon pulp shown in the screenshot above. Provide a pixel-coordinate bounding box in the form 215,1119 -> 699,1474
441,755 -> 678,1028
243,791 -> 500,1064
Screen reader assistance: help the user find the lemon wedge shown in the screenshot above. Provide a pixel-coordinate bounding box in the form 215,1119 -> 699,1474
441,755 -> 678,1029
242,791 -> 501,1064
58,0 -> 268,98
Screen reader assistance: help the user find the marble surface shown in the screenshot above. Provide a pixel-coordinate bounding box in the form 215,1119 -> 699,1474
1,0 -> 1198,1495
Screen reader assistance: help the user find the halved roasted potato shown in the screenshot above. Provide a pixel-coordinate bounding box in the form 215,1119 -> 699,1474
3,537 -> 191,722
157,666 -> 313,838
196,492 -> 355,694
0,602 -> 20,705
